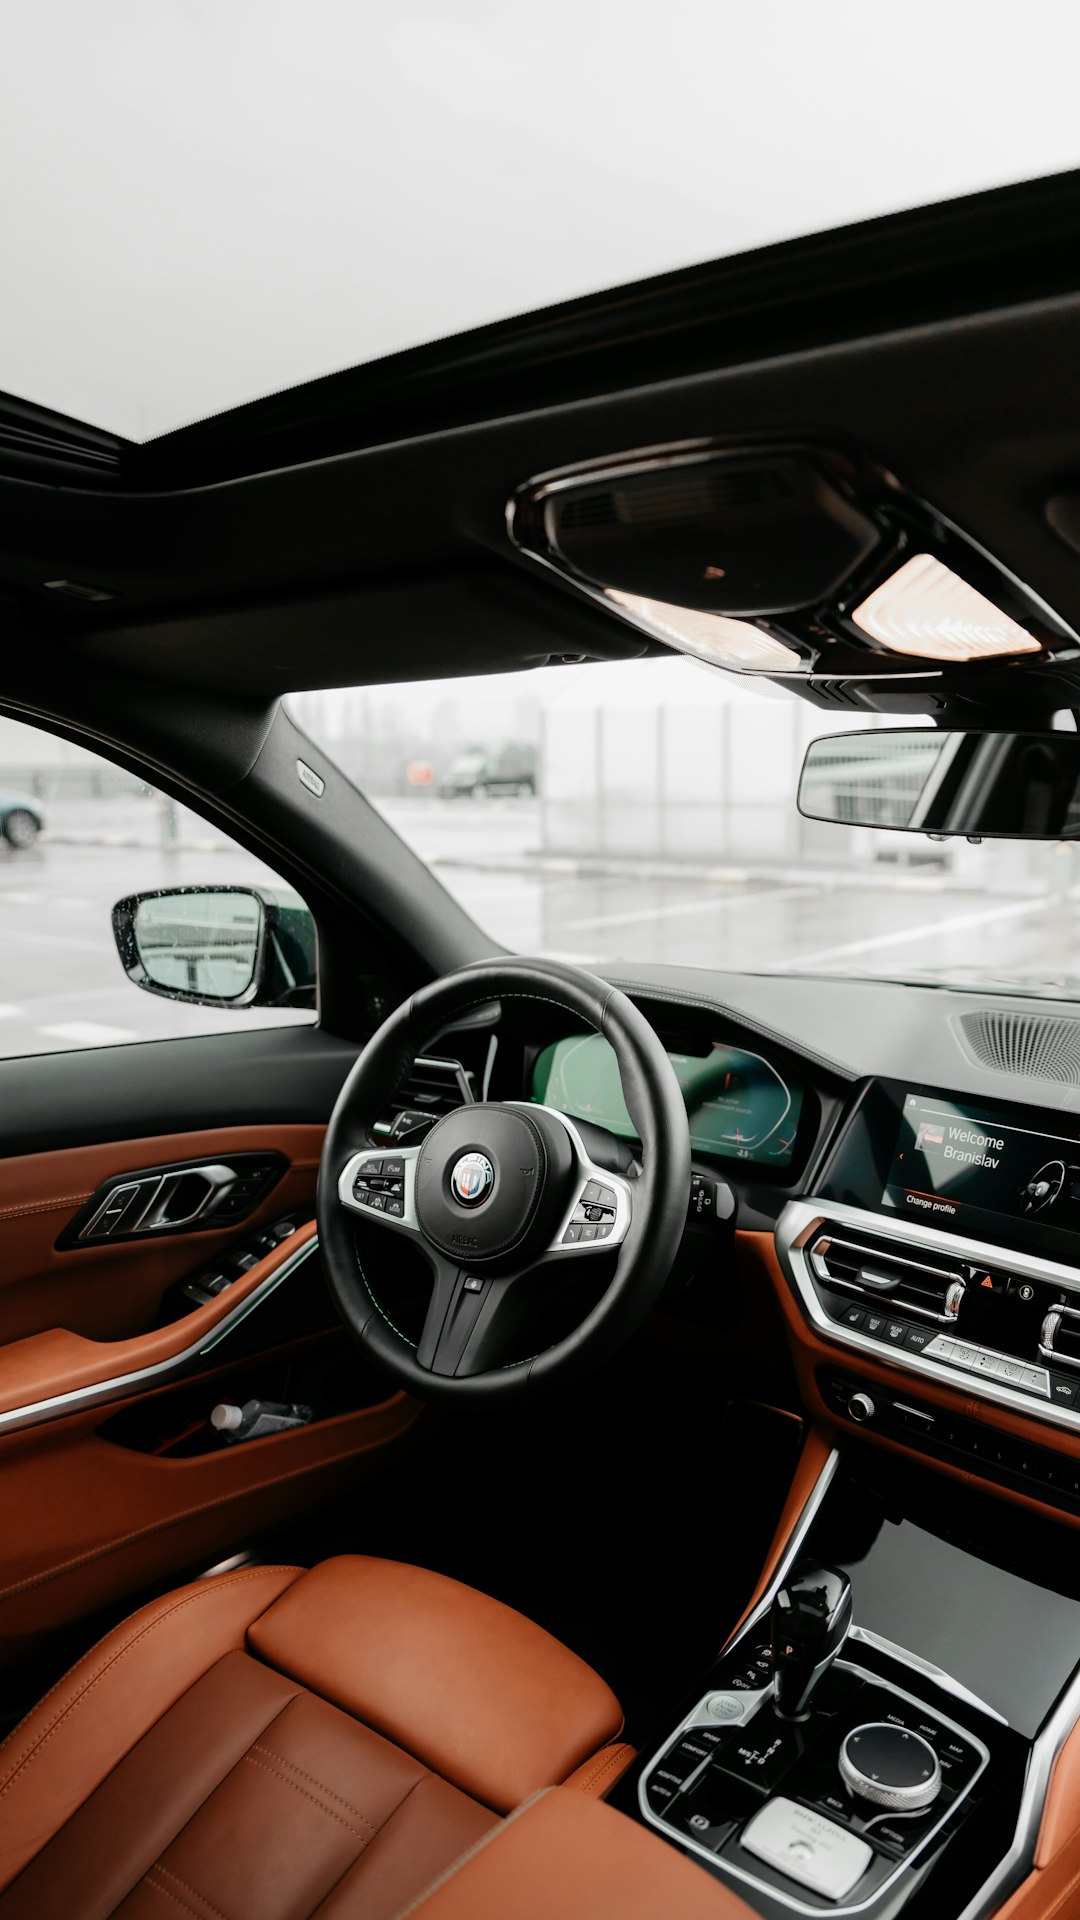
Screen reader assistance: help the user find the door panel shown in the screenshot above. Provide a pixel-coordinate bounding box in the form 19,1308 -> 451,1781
0,1368 -> 419,1665
0,1024 -> 423,1660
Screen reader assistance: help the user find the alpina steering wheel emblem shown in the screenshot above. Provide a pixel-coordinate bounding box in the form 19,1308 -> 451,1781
449,1151 -> 495,1207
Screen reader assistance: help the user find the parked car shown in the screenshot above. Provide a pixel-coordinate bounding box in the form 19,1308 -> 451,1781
0,790 -> 43,848
438,744 -> 536,797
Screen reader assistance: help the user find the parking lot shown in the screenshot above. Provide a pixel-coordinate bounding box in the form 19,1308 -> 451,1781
2,794 -> 1080,1057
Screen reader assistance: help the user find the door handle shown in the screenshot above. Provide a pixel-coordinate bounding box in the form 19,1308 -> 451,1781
66,1153 -> 286,1245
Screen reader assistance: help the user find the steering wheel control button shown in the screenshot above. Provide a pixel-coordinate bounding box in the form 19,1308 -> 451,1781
463,1276 -> 484,1294
839,1723 -> 942,1812
742,1797 -> 873,1900
449,1152 -> 495,1208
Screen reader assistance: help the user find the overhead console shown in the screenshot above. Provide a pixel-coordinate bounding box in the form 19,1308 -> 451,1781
778,1077 -> 1080,1440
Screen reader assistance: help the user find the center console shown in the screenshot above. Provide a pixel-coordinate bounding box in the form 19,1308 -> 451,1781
638,1564 -> 990,1914
625,1445 -> 1080,1919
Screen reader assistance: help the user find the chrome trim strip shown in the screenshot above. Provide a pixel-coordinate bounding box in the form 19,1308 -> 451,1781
727,1444 -> 842,1649
639,1656 -> 990,1915
811,1233 -> 965,1288
0,1236 -> 320,1439
957,1663 -> 1080,1920
778,1197 -> 1080,1437
1040,1303 -> 1080,1371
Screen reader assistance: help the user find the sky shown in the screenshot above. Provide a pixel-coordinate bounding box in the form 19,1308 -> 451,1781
3,0 -> 1080,441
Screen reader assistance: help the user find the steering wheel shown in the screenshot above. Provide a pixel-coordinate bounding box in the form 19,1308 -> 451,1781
316,958 -> 691,1402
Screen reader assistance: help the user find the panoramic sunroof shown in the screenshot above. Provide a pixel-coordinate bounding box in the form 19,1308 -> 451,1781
4,4 -> 1080,443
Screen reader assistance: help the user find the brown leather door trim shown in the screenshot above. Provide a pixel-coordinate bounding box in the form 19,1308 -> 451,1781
0,1225 -> 319,1437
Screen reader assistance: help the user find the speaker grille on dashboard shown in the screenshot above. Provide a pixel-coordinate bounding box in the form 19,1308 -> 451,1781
954,1008 -> 1080,1086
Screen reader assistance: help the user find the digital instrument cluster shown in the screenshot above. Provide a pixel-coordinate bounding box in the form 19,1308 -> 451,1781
530,1033 -> 805,1169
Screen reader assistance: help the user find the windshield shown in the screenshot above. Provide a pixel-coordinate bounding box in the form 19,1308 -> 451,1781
291,659 -> 1080,998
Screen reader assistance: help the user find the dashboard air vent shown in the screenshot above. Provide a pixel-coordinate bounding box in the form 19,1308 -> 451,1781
809,1225 -> 966,1324
955,1009 -> 1080,1087
375,1055 -> 477,1141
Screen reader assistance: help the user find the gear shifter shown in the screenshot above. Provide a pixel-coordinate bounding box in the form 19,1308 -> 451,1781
771,1563 -> 852,1721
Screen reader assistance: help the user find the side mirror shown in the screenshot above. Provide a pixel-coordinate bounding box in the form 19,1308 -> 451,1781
798,728 -> 1080,841
112,885 -> 317,1009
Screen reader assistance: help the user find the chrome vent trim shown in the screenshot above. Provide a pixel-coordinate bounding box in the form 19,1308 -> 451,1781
953,1008 -> 1080,1087
808,1225 -> 965,1323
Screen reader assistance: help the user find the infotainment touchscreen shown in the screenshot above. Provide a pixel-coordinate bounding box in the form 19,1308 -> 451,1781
883,1090 -> 1080,1245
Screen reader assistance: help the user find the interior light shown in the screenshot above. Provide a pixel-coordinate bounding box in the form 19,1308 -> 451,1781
851,554 -> 1042,663
605,589 -> 805,671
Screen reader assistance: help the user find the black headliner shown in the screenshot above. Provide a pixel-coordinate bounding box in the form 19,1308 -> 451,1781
3,169 -> 1080,708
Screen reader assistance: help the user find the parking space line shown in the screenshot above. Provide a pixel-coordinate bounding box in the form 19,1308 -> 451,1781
39,1021 -> 138,1045
783,892 -> 1067,970
564,884 -> 814,934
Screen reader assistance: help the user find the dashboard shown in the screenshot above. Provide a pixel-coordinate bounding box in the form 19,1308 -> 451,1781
526,963 -> 1080,1526
436,959 -> 1080,1519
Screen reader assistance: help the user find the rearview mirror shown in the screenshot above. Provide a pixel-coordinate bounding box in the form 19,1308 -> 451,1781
112,885 -> 317,1008
798,730 -> 1080,841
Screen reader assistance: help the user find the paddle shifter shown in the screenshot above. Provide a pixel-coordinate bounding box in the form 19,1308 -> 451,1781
771,1563 -> 853,1721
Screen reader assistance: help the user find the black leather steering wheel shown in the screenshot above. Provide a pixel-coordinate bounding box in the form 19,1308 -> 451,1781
316,957 -> 691,1402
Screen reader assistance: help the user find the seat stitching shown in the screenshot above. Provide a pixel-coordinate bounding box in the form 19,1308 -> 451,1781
142,1874 -> 205,1920
0,1566 -> 298,1799
569,1743 -> 635,1794
248,1740 -> 378,1832
149,1864 -> 235,1920
0,1193 -> 93,1221
241,1751 -> 373,1840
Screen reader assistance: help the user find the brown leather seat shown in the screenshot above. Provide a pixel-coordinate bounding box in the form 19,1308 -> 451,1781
0,1556 -> 631,1920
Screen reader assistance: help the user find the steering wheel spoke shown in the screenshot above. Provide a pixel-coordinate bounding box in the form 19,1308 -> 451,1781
412,1253 -> 530,1375
338,1144 -> 424,1231
526,1114 -> 635,1256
